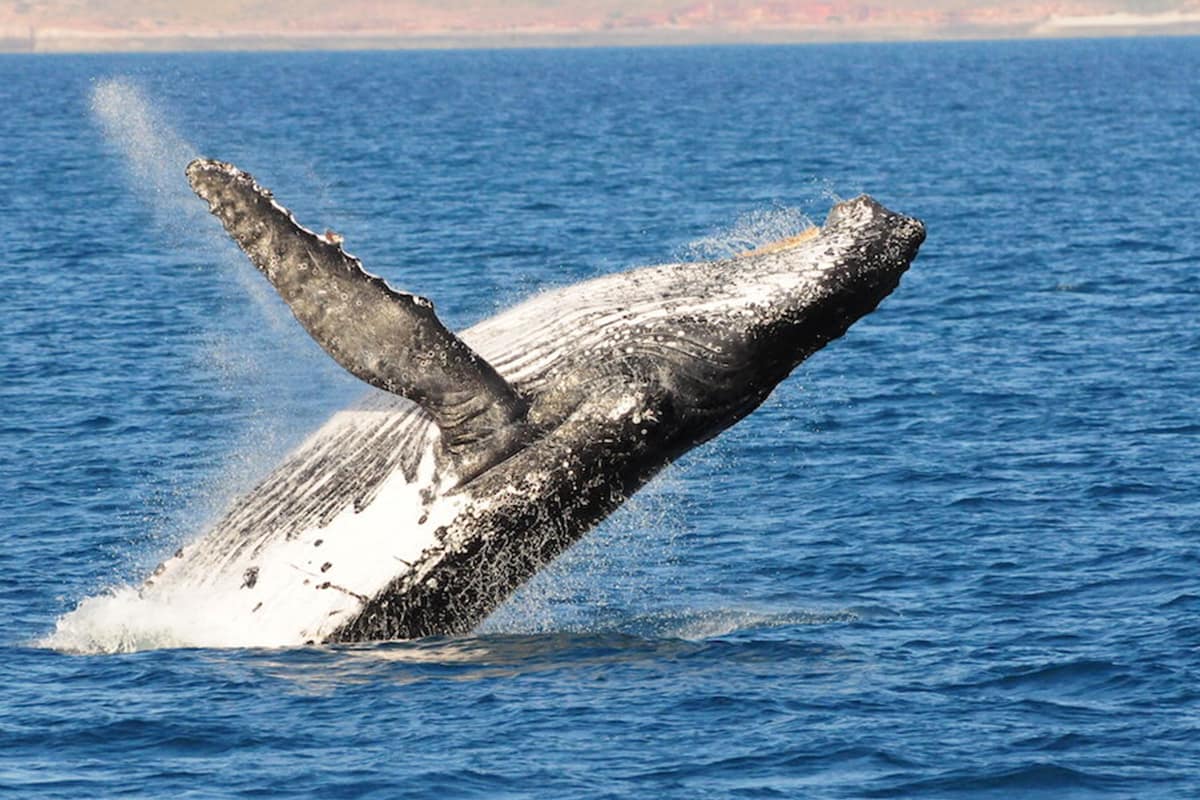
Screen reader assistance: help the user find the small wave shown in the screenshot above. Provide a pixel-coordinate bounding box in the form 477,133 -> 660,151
643,607 -> 860,640
963,658 -> 1131,698
871,762 -> 1123,796
1128,423 -> 1200,436
1160,592 -> 1200,610
42,599 -> 859,656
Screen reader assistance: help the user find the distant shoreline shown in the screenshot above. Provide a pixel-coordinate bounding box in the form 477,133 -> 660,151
3,17 -> 1200,54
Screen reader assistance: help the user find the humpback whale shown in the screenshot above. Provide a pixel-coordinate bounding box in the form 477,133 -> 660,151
141,159 -> 924,646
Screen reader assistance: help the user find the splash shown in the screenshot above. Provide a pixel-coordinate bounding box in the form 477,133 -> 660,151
89,76 -> 300,326
685,205 -> 816,261
39,80 -> 356,654
90,78 -> 349,420
42,585 -> 271,654
90,78 -> 205,238
43,437 -> 458,654
88,77 -> 272,513
649,607 -> 860,640
478,464 -> 688,636
682,179 -> 845,262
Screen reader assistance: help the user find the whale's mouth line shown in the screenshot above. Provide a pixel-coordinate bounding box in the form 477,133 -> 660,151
737,223 -> 822,257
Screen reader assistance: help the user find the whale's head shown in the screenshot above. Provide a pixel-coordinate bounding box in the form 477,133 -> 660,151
644,195 -> 924,440
731,195 -> 925,375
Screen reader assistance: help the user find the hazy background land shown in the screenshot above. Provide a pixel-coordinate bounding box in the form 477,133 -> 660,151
3,0 -> 1200,51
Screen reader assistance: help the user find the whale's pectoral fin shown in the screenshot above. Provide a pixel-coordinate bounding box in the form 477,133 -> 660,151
186,158 -> 528,484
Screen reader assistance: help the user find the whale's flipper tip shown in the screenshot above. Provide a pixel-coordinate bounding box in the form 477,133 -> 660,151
186,157 -> 238,193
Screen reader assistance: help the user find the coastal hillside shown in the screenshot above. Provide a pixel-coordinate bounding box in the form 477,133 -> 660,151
2,0 -> 1199,51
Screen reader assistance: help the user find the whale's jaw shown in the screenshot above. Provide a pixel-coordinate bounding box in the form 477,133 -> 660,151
773,194 -> 925,373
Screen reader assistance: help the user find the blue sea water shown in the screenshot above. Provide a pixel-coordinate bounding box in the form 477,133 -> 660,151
1,38 -> 1199,797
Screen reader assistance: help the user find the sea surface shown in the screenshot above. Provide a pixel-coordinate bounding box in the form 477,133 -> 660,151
1,39 -> 1198,797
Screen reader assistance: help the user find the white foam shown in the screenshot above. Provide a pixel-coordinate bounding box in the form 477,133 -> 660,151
42,584 -> 262,653
661,608 -> 859,640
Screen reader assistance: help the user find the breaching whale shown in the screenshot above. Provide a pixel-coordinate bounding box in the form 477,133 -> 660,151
141,159 -> 924,647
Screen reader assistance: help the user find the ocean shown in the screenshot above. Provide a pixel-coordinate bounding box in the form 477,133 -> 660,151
1,39 -> 1198,797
